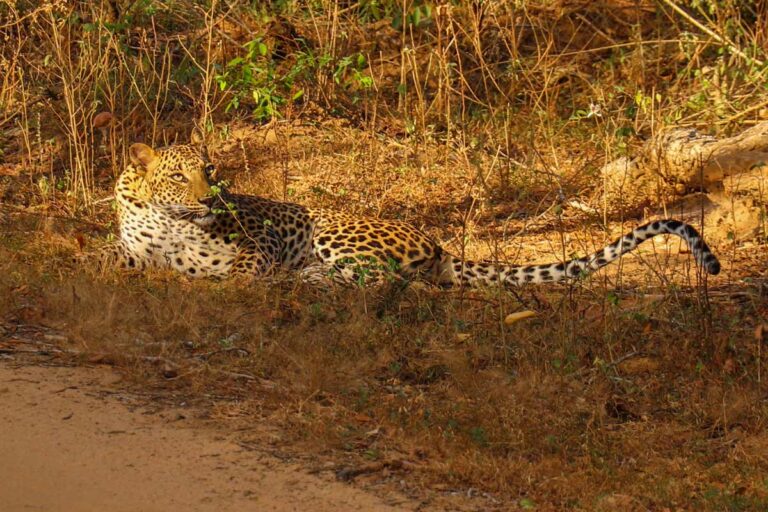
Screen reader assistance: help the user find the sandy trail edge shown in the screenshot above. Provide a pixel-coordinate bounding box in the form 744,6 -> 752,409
0,362 -> 413,512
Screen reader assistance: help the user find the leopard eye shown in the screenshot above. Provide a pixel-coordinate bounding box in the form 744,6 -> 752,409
171,173 -> 187,183
204,164 -> 215,176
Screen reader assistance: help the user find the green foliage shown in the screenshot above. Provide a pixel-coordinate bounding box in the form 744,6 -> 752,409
469,426 -> 488,447
354,0 -> 434,28
333,53 -> 374,91
215,36 -> 373,121
700,487 -> 768,512
215,37 -> 289,121
332,254 -> 401,287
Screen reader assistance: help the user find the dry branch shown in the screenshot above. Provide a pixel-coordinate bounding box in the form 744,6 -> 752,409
599,122 -> 768,242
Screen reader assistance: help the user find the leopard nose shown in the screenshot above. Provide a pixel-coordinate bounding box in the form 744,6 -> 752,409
198,196 -> 215,207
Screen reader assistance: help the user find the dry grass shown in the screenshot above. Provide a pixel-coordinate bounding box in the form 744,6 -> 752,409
2,0 -> 768,509
2,202 -> 767,510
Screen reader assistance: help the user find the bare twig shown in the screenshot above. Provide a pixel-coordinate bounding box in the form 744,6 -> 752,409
658,0 -> 764,66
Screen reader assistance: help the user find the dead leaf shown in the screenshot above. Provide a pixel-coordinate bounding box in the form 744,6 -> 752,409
504,310 -> 536,325
74,233 -> 85,250
618,356 -> 660,375
87,354 -> 117,365
353,413 -> 374,424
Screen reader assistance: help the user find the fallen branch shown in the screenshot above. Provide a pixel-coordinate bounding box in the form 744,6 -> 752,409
191,346 -> 250,360
598,121 -> 768,242
335,459 -> 412,482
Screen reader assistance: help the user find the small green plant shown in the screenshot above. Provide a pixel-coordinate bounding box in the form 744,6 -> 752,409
392,2 -> 433,29
469,426 -> 489,448
36,176 -> 51,199
216,38 -> 373,120
309,302 -> 324,320
215,38 -> 301,121
332,254 -> 401,287
700,487 -> 766,512
354,0 -> 433,27
209,182 -> 237,216
333,53 -> 374,92
570,102 -> 603,120
355,386 -> 370,410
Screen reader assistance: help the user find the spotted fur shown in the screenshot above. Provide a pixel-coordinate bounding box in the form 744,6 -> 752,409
97,143 -> 721,286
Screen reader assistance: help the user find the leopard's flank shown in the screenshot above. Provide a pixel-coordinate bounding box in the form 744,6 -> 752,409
95,142 -> 721,286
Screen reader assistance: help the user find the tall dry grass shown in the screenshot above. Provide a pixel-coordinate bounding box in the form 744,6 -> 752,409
2,1 -> 766,207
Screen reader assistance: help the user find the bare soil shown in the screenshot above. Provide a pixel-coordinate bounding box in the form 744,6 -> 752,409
0,362 -> 416,512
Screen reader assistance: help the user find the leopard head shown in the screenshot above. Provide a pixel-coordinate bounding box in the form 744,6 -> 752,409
129,142 -> 219,218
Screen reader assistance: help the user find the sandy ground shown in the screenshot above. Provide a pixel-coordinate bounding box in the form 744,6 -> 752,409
0,362 -> 414,512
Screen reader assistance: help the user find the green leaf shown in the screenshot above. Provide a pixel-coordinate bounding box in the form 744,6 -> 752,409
412,7 -> 421,26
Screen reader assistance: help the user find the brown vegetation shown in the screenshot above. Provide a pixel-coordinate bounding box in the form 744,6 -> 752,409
1,0 -> 768,509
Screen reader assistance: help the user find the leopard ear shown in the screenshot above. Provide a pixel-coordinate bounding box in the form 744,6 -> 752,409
190,127 -> 206,147
190,127 -> 211,161
129,143 -> 158,175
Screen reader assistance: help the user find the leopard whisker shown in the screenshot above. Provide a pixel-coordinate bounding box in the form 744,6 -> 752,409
154,203 -> 209,220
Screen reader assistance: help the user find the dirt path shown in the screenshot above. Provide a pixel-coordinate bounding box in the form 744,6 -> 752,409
0,363 -> 414,512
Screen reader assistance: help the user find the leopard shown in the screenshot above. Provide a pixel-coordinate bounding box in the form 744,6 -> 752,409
94,141 -> 721,288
